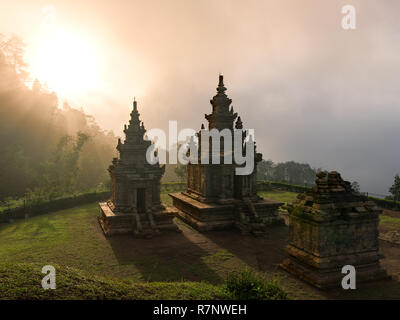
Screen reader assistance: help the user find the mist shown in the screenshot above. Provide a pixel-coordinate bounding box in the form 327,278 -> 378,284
1,0 -> 400,194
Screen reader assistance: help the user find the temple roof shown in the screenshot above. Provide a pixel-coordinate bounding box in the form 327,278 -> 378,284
205,75 -> 238,130
121,99 -> 147,146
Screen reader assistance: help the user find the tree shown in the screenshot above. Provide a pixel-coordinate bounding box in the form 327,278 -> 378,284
389,174 -> 400,204
0,33 -> 118,200
256,160 -> 319,185
0,33 -> 28,85
39,132 -> 89,197
257,159 -> 274,181
273,161 -> 317,185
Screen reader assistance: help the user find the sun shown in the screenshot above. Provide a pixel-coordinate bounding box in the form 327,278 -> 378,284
30,29 -> 99,97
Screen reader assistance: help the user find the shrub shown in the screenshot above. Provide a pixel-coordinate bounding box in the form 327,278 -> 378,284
225,269 -> 288,300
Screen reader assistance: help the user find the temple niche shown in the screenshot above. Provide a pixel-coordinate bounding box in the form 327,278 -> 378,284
170,75 -> 283,235
280,171 -> 389,289
99,100 -> 179,237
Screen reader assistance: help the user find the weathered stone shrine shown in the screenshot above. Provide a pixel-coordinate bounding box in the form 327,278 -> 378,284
280,171 -> 388,289
99,100 -> 179,237
170,75 -> 283,235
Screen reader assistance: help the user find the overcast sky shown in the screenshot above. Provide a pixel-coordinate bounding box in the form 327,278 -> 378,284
1,0 -> 400,195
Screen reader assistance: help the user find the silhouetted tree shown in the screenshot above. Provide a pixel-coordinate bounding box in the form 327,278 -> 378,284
0,33 -> 117,200
389,174 -> 400,204
257,159 -> 274,180
257,160 -> 318,186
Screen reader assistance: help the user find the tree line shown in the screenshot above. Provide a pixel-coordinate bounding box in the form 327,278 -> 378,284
256,160 -> 319,186
0,34 -> 117,203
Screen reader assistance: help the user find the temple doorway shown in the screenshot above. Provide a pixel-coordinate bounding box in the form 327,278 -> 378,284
234,176 -> 242,199
137,188 -> 146,213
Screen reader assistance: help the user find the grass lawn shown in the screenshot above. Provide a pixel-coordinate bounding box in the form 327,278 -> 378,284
0,262 -> 229,300
258,191 -> 298,205
0,190 -> 296,284
161,192 -> 173,207
164,190 -> 299,207
380,215 -> 400,231
0,202 -> 223,283
0,203 -> 134,279
0,190 -> 293,299
2,189 -> 400,299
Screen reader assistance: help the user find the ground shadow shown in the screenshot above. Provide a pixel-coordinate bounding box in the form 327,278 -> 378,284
323,240 -> 400,300
199,222 -> 400,299
104,213 -> 400,299
106,219 -> 223,283
203,224 -> 289,274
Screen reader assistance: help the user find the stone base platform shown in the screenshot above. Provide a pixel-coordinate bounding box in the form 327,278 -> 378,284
280,244 -> 390,289
169,192 -> 284,235
98,202 -> 180,237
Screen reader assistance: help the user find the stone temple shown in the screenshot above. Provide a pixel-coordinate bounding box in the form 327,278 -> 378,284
99,100 -> 179,237
169,75 -> 283,235
280,171 -> 388,289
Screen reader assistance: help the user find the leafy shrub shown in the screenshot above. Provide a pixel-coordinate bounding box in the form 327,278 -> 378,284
225,269 -> 288,300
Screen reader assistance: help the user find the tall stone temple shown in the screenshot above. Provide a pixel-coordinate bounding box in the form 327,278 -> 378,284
99,100 -> 179,237
170,75 -> 283,235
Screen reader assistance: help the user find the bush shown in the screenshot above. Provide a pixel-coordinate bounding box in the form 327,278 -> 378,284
225,269 -> 288,300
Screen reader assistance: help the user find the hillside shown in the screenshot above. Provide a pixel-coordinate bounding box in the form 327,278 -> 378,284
0,262 -> 227,300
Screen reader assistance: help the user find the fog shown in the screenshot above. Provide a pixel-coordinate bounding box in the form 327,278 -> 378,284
1,0 -> 400,194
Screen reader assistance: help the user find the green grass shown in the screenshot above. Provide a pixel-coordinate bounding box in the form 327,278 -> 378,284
258,191 -> 298,204
0,262 -> 289,300
225,268 -> 288,300
0,199 -> 251,283
380,215 -> 400,230
161,192 -> 173,207
0,202 -> 227,283
4,189 -> 400,299
0,188 -> 110,213
0,202 -> 145,281
0,189 -> 300,300
0,191 -> 293,299
0,198 -> 25,212
0,262 -> 228,300
161,189 -> 299,207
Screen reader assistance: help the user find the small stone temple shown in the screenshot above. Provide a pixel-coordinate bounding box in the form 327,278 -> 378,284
99,100 -> 179,237
169,75 -> 283,235
280,171 -> 388,289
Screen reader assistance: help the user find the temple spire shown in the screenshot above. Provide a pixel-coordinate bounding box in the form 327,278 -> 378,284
216,74 -> 227,96
133,97 -> 137,111
205,74 -> 236,130
123,99 -> 146,145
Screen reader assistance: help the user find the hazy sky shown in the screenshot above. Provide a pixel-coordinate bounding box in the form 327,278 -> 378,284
1,0 -> 400,195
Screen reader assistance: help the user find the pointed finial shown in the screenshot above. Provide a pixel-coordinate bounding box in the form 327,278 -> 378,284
133,98 -> 137,111
235,116 -> 243,129
201,123 -> 205,130
217,74 -> 226,95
